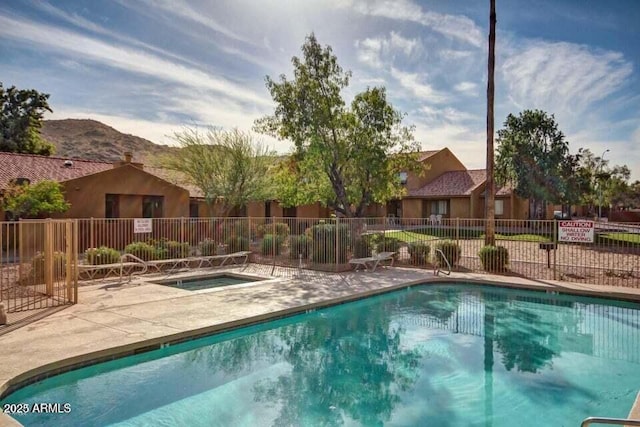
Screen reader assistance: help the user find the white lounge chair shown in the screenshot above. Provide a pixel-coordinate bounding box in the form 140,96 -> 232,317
194,251 -> 252,269
348,251 -> 396,272
78,253 -> 147,282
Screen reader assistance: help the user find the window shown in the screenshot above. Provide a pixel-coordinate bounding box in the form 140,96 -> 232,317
399,172 -> 408,185
142,196 -> 164,218
189,201 -> 199,218
105,194 -> 120,218
430,200 -> 448,215
495,199 -> 504,216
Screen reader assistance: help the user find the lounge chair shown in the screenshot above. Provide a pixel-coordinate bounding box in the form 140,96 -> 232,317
348,251 -> 396,272
429,214 -> 437,225
194,251 -> 252,269
78,253 -> 147,282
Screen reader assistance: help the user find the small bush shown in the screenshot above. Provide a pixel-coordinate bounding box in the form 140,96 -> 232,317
352,237 -> 372,258
408,242 -> 430,264
310,223 -> 349,264
479,245 -> 509,272
85,246 -> 120,265
225,236 -> 249,253
198,239 -> 217,256
164,240 -> 190,258
261,234 -> 284,256
124,242 -> 159,261
434,240 -> 461,267
289,234 -> 311,259
257,222 -> 291,240
30,251 -> 66,283
377,237 -> 402,258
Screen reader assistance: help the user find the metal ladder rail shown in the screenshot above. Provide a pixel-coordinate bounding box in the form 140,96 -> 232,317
434,249 -> 451,276
581,416 -> 640,426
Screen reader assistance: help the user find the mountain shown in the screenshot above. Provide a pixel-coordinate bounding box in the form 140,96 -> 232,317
40,119 -> 177,163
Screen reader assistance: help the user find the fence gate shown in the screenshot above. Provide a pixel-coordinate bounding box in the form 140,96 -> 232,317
0,219 -> 78,324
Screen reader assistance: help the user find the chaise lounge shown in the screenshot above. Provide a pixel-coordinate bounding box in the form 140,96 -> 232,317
348,251 -> 396,272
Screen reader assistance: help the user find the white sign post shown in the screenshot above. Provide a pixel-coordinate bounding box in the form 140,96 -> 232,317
558,221 -> 594,243
134,218 -> 153,234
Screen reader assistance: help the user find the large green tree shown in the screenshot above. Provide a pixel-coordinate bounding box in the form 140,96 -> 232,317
495,110 -> 578,218
574,148 -> 631,213
256,34 -> 420,218
0,83 -> 54,155
161,127 -> 273,215
1,180 -> 70,219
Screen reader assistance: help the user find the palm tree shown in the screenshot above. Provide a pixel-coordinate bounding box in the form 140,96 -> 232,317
485,0 -> 497,246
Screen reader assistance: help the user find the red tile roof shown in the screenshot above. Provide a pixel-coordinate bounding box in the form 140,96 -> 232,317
0,152 -> 112,188
408,169 -> 513,198
0,152 -> 204,197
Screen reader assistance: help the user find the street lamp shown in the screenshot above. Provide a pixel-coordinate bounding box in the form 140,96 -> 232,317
598,149 -> 610,220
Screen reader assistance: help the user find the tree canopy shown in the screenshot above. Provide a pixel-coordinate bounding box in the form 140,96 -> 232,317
161,127 -> 274,215
1,180 -> 70,219
495,110 -> 581,218
0,83 -> 54,155
256,34 -> 420,218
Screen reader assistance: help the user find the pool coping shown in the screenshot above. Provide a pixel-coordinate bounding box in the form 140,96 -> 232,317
2,271 -> 640,425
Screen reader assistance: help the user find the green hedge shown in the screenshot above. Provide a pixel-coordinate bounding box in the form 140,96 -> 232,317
124,242 -> 159,261
225,236 -> 250,253
85,246 -> 120,265
198,239 -> 218,256
352,237 -> 373,258
478,245 -> 509,272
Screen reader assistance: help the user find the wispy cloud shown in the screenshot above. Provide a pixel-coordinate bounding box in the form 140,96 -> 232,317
0,15 -> 271,107
339,0 -> 483,47
390,67 -> 448,104
354,31 -> 420,69
454,81 -> 479,96
502,40 -> 633,116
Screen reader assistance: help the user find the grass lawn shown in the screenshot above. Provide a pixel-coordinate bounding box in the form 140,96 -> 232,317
384,230 -> 437,243
493,233 -> 551,242
599,233 -> 640,244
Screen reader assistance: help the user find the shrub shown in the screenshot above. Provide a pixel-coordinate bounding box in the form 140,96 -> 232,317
377,237 -> 402,259
164,240 -> 190,258
352,237 -> 372,258
225,236 -> 249,253
289,234 -> 311,259
408,242 -> 430,264
434,240 -> 461,267
261,234 -> 284,256
198,239 -> 218,256
310,223 -> 349,264
257,222 -> 291,240
30,251 -> 66,283
124,242 -> 159,261
479,245 -> 509,272
85,246 -> 120,265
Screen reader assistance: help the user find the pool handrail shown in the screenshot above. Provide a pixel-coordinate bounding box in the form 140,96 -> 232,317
581,416 -> 640,426
434,249 -> 451,276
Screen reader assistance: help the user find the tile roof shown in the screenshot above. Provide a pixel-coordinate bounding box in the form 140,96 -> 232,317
0,152 -> 112,188
409,169 -> 487,197
409,169 -> 513,197
0,152 -> 204,197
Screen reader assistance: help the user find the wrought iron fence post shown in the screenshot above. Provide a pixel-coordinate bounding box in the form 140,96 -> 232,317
335,216 -> 340,273
455,217 -> 460,247
553,219 -> 558,280
44,219 -> 54,296
90,217 -> 95,250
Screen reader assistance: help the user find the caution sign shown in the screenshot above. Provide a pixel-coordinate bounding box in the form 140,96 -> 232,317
558,221 -> 594,243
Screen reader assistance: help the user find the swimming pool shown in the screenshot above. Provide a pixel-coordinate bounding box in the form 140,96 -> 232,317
3,284 -> 640,426
151,274 -> 260,291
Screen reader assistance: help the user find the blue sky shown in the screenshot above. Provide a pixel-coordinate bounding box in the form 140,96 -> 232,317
1,0 -> 639,179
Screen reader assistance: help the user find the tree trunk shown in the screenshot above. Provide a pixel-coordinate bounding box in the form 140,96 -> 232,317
484,0 -> 497,246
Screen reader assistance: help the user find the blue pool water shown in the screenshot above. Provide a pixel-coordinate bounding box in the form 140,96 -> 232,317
154,274 -> 258,291
3,284 -> 640,426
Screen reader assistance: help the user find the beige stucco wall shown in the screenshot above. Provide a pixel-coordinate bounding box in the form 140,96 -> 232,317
402,199 -> 422,218
58,164 -> 189,218
405,148 -> 466,191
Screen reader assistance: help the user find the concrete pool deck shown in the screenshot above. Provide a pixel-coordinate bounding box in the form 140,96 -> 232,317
2,265 -> 640,424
